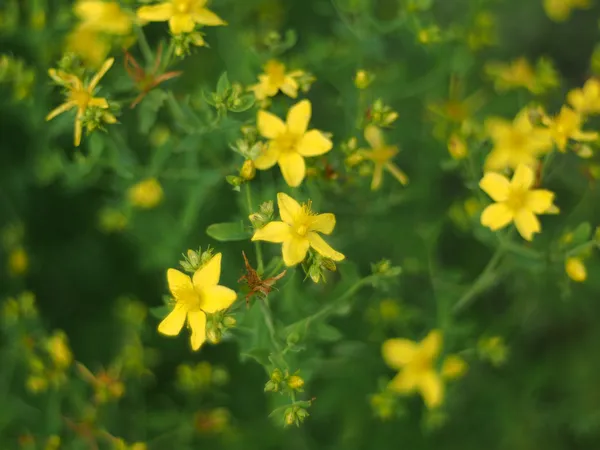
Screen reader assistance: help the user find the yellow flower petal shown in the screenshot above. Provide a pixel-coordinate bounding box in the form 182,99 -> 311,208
310,213 -> 335,235
278,152 -> 306,187
280,77 -> 299,98
277,192 -> 302,224
201,285 -> 237,313
286,99 -> 311,135
511,164 -> 535,190
169,13 -> 195,34
89,57 -> 114,91
282,235 -> 310,266
479,172 -> 510,202
257,110 -> 286,139
565,257 -> 587,282
192,253 -> 221,289
526,189 -> 555,213
46,101 -> 77,121
307,232 -> 345,261
167,268 -> 196,303
192,7 -> 226,26
296,130 -> 333,156
158,304 -> 187,336
420,330 -> 442,360
252,221 -> 290,243
88,97 -> 109,108
389,369 -> 419,393
137,2 -> 173,22
514,210 -> 540,241
187,310 -> 207,351
382,339 -> 418,370
385,162 -> 409,186
371,164 -> 384,190
74,112 -> 83,147
364,124 -> 384,149
481,203 -> 513,231
419,371 -> 444,409
254,143 -> 280,170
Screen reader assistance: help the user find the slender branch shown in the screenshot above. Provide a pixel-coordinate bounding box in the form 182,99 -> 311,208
134,26 -> 153,64
245,183 -> 264,273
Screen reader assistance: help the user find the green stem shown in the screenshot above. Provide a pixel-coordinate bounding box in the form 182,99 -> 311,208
453,247 -> 504,314
566,240 -> 598,257
161,40 -> 176,72
135,26 -> 154,64
245,183 -> 264,273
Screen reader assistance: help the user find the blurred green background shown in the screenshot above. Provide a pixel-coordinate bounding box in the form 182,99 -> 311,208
2,0 -> 600,449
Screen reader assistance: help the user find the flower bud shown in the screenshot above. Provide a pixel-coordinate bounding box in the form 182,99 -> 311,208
565,257 -> 587,282
240,160 -> 256,181
447,133 -> 467,160
441,355 -> 467,380
287,375 -> 305,391
222,316 -> 236,328
354,70 -> 374,89
206,327 -> 222,344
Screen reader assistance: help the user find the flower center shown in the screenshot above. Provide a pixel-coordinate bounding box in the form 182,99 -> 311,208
265,61 -> 286,85
505,188 -> 527,212
70,89 -> 91,109
507,130 -> 527,150
295,224 -> 308,236
173,0 -> 192,13
369,146 -> 397,164
275,131 -> 300,153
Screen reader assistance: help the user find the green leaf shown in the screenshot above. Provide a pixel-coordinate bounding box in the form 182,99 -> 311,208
313,322 -> 344,342
138,89 -> 167,134
240,348 -> 271,367
228,94 -> 255,113
206,221 -> 251,241
150,305 -> 170,320
216,72 -> 230,96
571,222 -> 592,247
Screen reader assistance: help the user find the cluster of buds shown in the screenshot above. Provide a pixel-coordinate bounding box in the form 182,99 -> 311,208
204,73 -> 255,115
76,363 -> 125,404
284,404 -> 310,427
172,31 -> 208,58
0,54 -> 35,100
81,104 -> 119,135
367,99 -> 398,128
176,361 -> 229,392
2,291 -> 37,325
227,126 -> 264,189
302,250 -> 338,284
26,330 -> 73,393
179,247 -> 215,273
248,201 -> 275,230
264,368 -> 305,393
205,310 -> 237,344
477,336 -> 509,367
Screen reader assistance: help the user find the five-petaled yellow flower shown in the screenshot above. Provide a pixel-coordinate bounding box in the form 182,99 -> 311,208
46,58 -> 116,147
359,125 -> 409,190
137,0 -> 226,35
542,106 -> 598,152
254,100 -> 332,187
484,108 -> 552,171
479,164 -> 557,241
158,253 -> 236,351
382,330 -> 466,409
252,192 -> 345,266
250,60 -> 304,101
567,78 -> 600,115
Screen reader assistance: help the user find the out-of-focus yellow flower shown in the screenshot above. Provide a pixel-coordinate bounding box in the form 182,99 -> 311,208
565,256 -> 587,282
358,125 -> 408,190
44,435 -> 61,450
484,108 -> 552,171
441,355 -> 467,380
98,207 -> 128,232
158,254 -> 236,351
542,106 -> 598,152
194,408 -> 230,434
447,133 -> 468,160
382,330 -> 464,409
250,60 -> 304,101
418,25 -> 441,45
74,1 -> 132,35
137,0 -> 226,35
466,11 -> 496,51
567,78 -> 600,115
479,164 -> 557,241
113,438 -> 147,450
485,57 -> 536,92
254,100 -> 332,187
252,193 -> 345,266
544,0 -> 590,22
66,26 -> 110,68
354,69 -> 374,89
46,58 -> 115,147
46,331 -> 73,369
127,178 -> 164,209
8,247 -> 28,276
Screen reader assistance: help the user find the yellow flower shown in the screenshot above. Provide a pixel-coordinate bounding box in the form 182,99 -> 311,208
8,247 -> 28,276
251,192 -> 344,266
127,178 -> 164,209
567,78 -> 600,115
359,125 -> 408,190
382,330 -> 461,409
254,100 -> 332,187
542,106 -> 598,152
46,331 -> 73,369
158,253 -> 236,351
65,26 -> 110,69
250,60 -> 304,101
74,0 -> 132,35
485,57 -> 536,92
137,0 -> 226,35
46,58 -> 115,147
544,0 -> 590,22
484,108 -> 552,171
565,256 -> 587,282
479,164 -> 557,241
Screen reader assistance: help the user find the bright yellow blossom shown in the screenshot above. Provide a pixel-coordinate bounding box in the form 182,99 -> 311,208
382,330 -> 465,409
485,57 -> 536,92
137,0 -> 226,35
74,0 -> 132,35
158,253 -> 236,351
479,164 -> 557,241
254,100 -> 332,187
252,192 -> 345,266
250,60 -> 304,101
8,247 -> 28,276
567,78 -> 600,115
65,26 -> 110,68
565,256 -> 587,282
542,106 -> 598,152
46,58 -> 116,147
359,125 -> 408,190
128,178 -> 164,209
484,108 -> 552,171
544,0 -> 590,22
